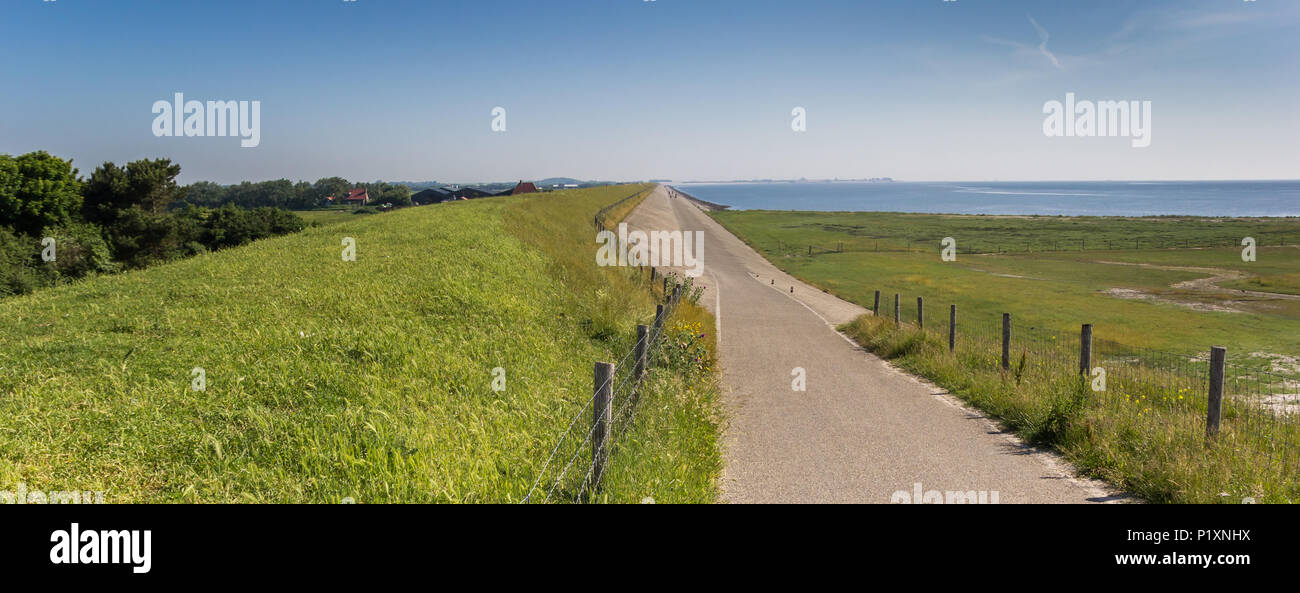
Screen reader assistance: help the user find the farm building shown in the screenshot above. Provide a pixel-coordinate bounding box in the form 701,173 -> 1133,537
508,181 -> 538,195
342,188 -> 370,205
412,188 -> 454,205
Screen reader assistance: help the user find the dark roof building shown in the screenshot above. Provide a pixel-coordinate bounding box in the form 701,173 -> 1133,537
452,187 -> 494,199
412,188 -> 454,205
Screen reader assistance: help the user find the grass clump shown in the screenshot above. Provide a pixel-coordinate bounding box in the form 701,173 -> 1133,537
841,314 -> 1300,503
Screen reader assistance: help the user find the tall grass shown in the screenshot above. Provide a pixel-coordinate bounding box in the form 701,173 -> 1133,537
505,184 -> 723,503
0,185 -> 722,503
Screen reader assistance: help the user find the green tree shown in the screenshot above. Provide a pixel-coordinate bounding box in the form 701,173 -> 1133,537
0,151 -> 84,236
313,177 -> 351,205
379,183 -> 412,206
81,159 -> 187,266
82,158 -> 185,225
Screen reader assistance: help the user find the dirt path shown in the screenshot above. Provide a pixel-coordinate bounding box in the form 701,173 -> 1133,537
623,185 -> 1118,503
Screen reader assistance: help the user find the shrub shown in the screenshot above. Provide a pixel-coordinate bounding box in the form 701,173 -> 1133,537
40,222 -> 118,279
0,227 -> 43,296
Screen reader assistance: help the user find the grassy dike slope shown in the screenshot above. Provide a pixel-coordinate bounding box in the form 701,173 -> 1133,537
0,184 -> 722,503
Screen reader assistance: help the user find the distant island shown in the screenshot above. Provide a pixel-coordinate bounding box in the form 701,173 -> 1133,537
676,177 -> 895,184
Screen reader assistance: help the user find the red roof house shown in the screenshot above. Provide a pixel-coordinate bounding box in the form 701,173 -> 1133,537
343,188 -> 370,205
509,181 -> 538,195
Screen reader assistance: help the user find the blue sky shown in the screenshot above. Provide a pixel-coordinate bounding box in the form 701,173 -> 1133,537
1,0 -> 1296,183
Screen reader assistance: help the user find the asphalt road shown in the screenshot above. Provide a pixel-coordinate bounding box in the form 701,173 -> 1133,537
623,185 -> 1119,503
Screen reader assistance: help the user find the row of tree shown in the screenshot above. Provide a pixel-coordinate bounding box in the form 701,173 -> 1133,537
181,177 -> 412,210
0,151 -> 307,297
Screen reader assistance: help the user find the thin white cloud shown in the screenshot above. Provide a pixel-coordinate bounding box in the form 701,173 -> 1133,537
982,14 -> 1064,71
1027,15 -> 1063,70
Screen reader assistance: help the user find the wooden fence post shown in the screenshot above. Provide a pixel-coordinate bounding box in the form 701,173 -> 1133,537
592,361 -> 614,489
948,305 -> 956,352
635,325 -> 648,382
1001,313 -> 1011,371
894,294 -> 900,326
672,284 -> 681,305
874,290 -> 881,316
651,305 -> 665,367
1080,324 -> 1093,376
1207,346 -> 1226,439
917,297 -> 924,329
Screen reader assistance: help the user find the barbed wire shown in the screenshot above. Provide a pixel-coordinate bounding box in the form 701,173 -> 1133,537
523,291 -> 680,503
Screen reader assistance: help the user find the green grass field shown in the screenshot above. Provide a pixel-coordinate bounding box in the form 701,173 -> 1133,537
716,209 -> 1300,502
293,208 -> 358,226
711,210 -> 1300,371
0,184 -> 722,503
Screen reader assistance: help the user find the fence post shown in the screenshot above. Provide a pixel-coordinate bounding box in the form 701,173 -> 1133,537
592,361 -> 614,489
1080,324 -> 1093,376
662,276 -> 668,297
1001,313 -> 1011,371
672,284 -> 681,305
894,294 -> 900,326
635,324 -> 648,382
874,290 -> 881,316
917,297 -> 924,329
1207,346 -> 1226,439
651,305 -> 665,367
948,304 -> 956,352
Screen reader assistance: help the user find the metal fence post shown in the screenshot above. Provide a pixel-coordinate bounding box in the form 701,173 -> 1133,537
874,290 -> 881,316
949,305 -> 956,352
592,361 -> 614,489
1080,324 -> 1093,376
1001,313 -> 1011,371
1207,346 -> 1226,439
917,297 -> 924,330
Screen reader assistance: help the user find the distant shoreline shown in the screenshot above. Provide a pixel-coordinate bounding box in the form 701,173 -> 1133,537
668,186 -> 730,211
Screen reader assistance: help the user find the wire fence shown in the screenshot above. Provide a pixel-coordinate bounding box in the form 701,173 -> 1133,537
873,292 -> 1300,479
521,282 -> 680,504
522,192 -> 683,503
594,186 -> 654,230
